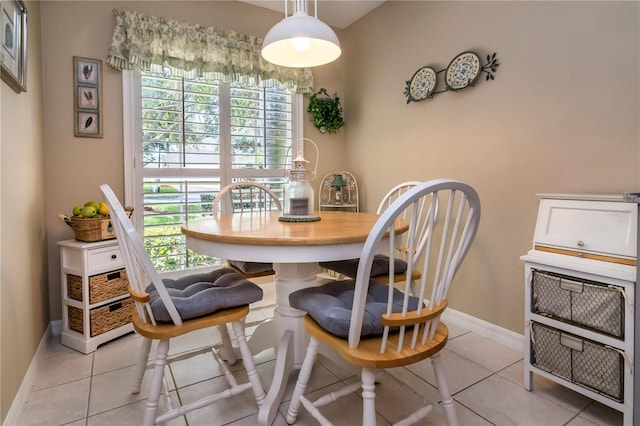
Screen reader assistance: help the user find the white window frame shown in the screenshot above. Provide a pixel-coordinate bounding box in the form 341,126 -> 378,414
121,69 -> 303,238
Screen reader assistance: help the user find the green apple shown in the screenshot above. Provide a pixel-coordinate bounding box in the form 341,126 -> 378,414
81,206 -> 97,218
72,205 -> 84,216
85,201 -> 100,211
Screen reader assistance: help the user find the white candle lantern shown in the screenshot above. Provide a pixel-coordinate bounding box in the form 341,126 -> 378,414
280,138 -> 320,222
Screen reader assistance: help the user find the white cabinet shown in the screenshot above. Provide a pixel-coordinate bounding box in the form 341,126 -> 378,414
58,239 -> 134,354
521,194 -> 636,425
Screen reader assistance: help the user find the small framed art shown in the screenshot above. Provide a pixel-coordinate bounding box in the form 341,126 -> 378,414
1,0 -> 27,93
73,56 -> 102,138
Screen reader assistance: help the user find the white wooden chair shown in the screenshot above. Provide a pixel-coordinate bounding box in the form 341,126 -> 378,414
320,181 -> 430,293
286,179 -> 481,425
211,181 -> 282,278
318,171 -> 359,212
100,184 -> 266,426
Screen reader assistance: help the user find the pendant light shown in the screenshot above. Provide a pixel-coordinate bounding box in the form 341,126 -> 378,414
262,0 -> 341,68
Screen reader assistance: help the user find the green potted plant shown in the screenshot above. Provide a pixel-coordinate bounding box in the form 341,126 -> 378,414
307,88 -> 344,134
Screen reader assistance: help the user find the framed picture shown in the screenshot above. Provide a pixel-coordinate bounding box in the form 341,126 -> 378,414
1,0 -> 27,93
77,85 -> 99,110
73,56 -> 102,138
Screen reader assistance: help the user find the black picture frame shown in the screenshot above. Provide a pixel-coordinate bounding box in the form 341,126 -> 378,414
1,0 -> 27,93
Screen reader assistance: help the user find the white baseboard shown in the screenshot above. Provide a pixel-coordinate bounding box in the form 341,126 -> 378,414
51,319 -> 62,336
3,322 -> 55,426
442,307 -> 524,352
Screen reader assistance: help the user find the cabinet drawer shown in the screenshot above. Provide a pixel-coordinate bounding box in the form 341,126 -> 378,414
68,269 -> 129,305
68,298 -> 133,337
530,322 -> 624,402
87,246 -> 124,272
531,270 -> 625,338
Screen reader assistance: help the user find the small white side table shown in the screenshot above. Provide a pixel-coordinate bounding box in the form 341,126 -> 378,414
58,239 -> 133,354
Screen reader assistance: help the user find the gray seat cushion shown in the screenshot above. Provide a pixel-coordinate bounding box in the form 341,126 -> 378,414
228,260 -> 274,274
289,279 -> 422,338
146,268 -> 263,323
319,254 -> 408,279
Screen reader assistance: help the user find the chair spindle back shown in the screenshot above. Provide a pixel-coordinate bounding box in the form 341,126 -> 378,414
349,179 -> 481,352
212,182 -> 282,215
100,184 -> 183,326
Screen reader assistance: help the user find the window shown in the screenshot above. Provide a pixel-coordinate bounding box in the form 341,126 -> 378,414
123,70 -> 301,272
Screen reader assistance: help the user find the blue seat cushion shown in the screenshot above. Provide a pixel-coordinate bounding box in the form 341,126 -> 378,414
289,279 -> 422,338
228,260 -> 274,274
146,268 -> 263,323
319,254 -> 408,279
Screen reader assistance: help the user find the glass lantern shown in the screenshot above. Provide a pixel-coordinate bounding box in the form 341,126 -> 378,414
280,139 -> 320,222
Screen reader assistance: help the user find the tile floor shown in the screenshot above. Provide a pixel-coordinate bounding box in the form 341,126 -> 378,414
14,281 -> 623,426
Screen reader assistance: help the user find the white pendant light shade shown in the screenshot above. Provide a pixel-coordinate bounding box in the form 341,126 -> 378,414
262,1 -> 341,68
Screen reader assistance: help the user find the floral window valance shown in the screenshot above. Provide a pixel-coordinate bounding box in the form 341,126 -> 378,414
106,9 -> 314,93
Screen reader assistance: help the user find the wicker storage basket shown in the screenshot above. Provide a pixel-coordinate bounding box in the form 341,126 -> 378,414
67,269 -> 129,304
68,298 -> 134,337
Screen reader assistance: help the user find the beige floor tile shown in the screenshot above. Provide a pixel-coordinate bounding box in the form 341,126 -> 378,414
257,355 -> 344,404
566,414 -> 605,425
43,333 -> 82,359
278,381 -> 392,426
86,395 -> 186,426
16,378 -> 90,425
455,374 -> 579,425
88,363 -> 159,416
578,401 -> 624,426
32,350 -> 93,391
375,369 -> 492,425
404,349 -> 494,394
169,351 -> 227,388
445,332 -> 523,372
178,372 -> 262,425
92,331 -> 141,374
499,360 -> 594,413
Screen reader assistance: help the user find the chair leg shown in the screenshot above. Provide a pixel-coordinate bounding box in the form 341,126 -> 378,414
231,320 -> 265,404
218,323 -> 237,365
144,339 -> 169,426
285,337 -> 320,424
361,368 -> 377,426
132,337 -> 152,394
431,352 -> 459,426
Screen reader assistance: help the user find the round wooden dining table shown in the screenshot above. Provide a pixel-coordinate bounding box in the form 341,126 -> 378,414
182,210 -> 407,425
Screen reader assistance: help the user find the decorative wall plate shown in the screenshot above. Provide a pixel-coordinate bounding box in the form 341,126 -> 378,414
404,66 -> 437,104
445,52 -> 481,91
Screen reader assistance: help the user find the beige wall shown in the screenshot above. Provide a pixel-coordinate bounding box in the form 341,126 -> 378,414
1,1 -> 46,419
343,1 -> 640,332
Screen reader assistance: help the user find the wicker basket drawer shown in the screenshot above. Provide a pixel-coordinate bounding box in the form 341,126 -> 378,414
68,298 -> 133,337
68,269 -> 129,305
531,322 -> 624,402
531,270 -> 624,338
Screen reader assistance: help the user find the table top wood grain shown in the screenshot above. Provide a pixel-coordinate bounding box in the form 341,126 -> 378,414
182,210 -> 407,246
